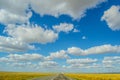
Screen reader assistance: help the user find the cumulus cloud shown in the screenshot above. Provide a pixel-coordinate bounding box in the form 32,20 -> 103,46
67,58 -> 97,64
67,44 -> 120,55
1,53 -> 120,72
30,0 -> 106,19
103,56 -> 120,65
0,0 -> 106,24
0,23 -> 59,52
0,53 -> 44,62
9,62 -> 28,67
0,0 -> 29,15
46,50 -> 69,60
66,57 -> 116,69
53,23 -> 74,33
0,36 -> 34,52
0,0 -> 31,25
39,61 -> 58,68
73,29 -> 80,32
100,56 -> 120,69
5,24 -> 58,44
0,0 -> 107,53
66,58 -> 97,68
101,5 -> 120,31
67,47 -> 84,55
9,62 -> 26,67
0,9 -> 31,25
7,62 -> 37,69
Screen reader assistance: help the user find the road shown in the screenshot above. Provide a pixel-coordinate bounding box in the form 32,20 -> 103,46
30,74 -> 73,80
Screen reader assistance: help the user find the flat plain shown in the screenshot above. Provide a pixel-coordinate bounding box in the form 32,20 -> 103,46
65,73 -> 120,80
0,72 -> 120,80
0,72 -> 54,80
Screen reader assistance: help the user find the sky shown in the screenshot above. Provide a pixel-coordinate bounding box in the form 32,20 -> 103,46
0,0 -> 120,73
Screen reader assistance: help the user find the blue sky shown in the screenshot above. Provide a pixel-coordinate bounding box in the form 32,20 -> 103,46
0,0 -> 120,73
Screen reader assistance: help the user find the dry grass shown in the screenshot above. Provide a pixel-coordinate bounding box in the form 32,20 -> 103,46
0,72 -> 54,80
65,73 -> 120,80
1,72 -> 120,80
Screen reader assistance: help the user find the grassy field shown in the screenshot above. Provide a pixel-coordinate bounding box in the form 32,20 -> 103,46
0,72 -> 120,80
0,72 -> 54,80
65,73 -> 120,80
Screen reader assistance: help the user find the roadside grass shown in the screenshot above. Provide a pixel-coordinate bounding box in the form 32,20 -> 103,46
1,72 -> 120,80
65,73 -> 120,80
0,72 -> 54,80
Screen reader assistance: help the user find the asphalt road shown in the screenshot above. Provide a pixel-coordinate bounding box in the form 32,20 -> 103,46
30,74 -> 73,80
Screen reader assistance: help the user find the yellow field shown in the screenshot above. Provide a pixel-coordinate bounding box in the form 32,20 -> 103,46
1,72 -> 120,80
65,73 -> 120,80
0,72 -> 53,80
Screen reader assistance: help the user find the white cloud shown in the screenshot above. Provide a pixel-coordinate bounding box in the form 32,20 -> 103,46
30,0 -> 106,19
0,0 -> 29,16
101,5 -> 120,31
0,9 -> 31,25
11,63 -> 26,67
0,20 -> 58,52
66,57 -> 117,69
67,44 -> 120,55
8,53 -> 44,61
5,24 -> 58,44
103,56 -> 120,65
67,64 -> 85,68
39,61 -> 58,68
86,63 -> 102,68
9,62 -> 27,68
7,62 -> 37,69
73,29 -> 80,32
64,56 -> 120,70
46,50 -> 69,60
0,0 -> 31,25
101,56 -> 120,69
66,58 -> 98,68
0,0 -> 106,25
0,53 -> 44,62
67,58 -> 97,64
67,47 -> 84,55
1,53 -> 120,72
53,23 -> 74,33
0,57 -> 9,62
0,36 -> 34,52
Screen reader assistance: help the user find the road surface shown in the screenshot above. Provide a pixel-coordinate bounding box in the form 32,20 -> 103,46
30,74 -> 73,80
